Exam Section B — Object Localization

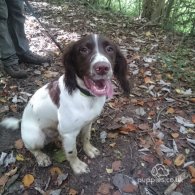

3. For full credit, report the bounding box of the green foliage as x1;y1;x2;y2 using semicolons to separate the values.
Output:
83;0;195;35
159;48;195;89
166;0;195;35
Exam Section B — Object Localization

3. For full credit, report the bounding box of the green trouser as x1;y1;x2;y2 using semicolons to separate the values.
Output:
0;0;29;67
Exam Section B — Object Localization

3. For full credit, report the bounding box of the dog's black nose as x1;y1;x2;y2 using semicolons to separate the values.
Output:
94;62;110;75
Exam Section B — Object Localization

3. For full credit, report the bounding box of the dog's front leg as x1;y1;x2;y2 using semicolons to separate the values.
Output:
61;131;90;174
81;123;100;158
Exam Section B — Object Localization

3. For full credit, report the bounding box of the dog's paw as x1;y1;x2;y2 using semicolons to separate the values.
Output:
36;153;52;167
84;144;100;158
71;159;90;174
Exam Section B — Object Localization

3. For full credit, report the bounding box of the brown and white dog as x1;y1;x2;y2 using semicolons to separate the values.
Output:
1;34;130;174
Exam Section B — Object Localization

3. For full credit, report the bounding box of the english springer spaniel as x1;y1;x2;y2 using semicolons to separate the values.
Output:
1;34;130;174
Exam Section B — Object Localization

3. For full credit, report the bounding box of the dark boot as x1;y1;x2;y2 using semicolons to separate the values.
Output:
18;50;50;64
4;64;27;78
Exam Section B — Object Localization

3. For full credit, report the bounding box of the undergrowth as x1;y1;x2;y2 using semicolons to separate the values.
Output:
159;47;195;90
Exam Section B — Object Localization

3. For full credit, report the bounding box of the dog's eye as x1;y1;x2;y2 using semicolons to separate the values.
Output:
106;45;114;53
79;47;89;55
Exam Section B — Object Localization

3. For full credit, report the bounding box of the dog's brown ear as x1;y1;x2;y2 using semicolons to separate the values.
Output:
114;47;130;95
62;42;77;94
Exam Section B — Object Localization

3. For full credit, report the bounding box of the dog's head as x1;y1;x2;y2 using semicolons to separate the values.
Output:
63;34;130;97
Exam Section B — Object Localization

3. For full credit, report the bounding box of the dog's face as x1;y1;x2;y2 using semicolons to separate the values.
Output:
63;34;130;97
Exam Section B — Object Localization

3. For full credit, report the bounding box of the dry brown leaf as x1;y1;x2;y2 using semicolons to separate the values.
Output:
164;159;172;166
148;111;155;116
122;183;138;193
174;154;185;166
171;133;179;139
119;124;137;132
10;104;17;113
109;143;116;147
15;139;24;149
166;107;175;114
144;77;154;84
0;175;8;187
137;100;144;106
107;132;118;139
192;115;195;124
97;183;112;195
119;131;129;135
191;178;195;184
141;154;154;163
138;123;149;130
190;98;195;103
50;167;62;176
22;174;34;188
112;161;122;171
44;71;58;78
0;167;18;187
188;166;195;178
69;188;78;195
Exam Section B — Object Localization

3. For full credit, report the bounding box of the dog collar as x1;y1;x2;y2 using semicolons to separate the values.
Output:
76;84;94;97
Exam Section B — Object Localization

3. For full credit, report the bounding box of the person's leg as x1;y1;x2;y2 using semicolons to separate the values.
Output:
6;0;50;64
6;0;29;55
0;0;27;78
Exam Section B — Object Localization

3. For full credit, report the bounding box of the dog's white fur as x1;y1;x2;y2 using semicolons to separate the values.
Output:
2;76;106;174
1;34;129;174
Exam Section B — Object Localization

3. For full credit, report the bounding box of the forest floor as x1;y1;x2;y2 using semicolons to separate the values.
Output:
0;1;195;195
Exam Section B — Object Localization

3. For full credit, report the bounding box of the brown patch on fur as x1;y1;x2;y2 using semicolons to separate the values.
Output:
47;81;60;107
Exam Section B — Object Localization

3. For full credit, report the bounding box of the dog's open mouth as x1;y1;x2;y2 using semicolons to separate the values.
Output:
84;77;113;97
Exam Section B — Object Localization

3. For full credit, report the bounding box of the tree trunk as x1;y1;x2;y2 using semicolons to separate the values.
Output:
142;0;155;20
164;0;175;23
151;0;165;22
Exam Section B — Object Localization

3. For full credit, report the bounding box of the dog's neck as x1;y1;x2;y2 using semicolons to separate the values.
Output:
76;76;94;97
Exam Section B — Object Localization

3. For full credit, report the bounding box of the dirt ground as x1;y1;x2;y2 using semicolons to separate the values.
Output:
0;1;195;195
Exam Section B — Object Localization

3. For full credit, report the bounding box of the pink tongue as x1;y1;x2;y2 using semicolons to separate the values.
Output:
84;78;113;97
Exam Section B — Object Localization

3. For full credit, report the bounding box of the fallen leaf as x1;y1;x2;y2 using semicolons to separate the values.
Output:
135;107;146;116
69;188;78;195
50;167;62;176
174;154;185;166
22;174;34;187
16;154;25;161
144;77;154;84
97;183;112;195
112;173;138;193
10;104;17;113
192;115;195;124
164;159;172;166
188;166;195;178
138;123;149;130
119;124;137;132
0;175;8;187
171;133;179;139
112;160;122;171
166;107;175;114
145;31;152;37
137;100;144;106
44;71;58;78
122;183;138;193
141;154;154;163
175;116;195;128
191;178;195;184
106;168;113;174
190;98;195;103
107;132;118;139
15;139;24;149
109;143;116;147
51;149;66;163
57;173;68;186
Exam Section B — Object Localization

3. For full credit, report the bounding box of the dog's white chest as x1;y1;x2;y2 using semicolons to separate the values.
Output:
58;90;106;133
